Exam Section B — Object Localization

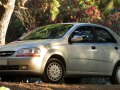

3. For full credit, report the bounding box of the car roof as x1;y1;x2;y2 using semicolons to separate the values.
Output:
59;23;108;29
60;22;102;26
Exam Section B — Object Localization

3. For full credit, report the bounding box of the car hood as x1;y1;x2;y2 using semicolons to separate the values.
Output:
0;39;52;51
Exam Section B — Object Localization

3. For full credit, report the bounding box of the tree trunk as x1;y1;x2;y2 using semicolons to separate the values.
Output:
0;0;16;45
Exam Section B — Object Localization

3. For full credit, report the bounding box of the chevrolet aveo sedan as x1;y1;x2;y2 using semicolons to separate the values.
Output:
0;23;120;84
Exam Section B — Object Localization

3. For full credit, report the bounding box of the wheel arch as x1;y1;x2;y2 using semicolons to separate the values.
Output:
40;49;67;74
49;54;66;70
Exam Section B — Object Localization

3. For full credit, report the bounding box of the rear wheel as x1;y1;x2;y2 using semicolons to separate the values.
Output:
110;65;120;84
41;58;65;83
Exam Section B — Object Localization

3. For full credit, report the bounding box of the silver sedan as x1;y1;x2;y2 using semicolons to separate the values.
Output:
0;23;120;84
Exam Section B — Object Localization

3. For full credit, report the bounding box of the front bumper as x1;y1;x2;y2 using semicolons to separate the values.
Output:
0;57;44;76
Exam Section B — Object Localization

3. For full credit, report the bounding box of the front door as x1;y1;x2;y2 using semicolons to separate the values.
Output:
67;26;99;74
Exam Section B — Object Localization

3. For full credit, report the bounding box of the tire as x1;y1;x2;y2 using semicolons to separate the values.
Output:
41;58;65;83
64;77;81;84
110;65;120;84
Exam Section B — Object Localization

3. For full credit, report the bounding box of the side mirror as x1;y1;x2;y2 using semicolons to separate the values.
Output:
71;35;83;42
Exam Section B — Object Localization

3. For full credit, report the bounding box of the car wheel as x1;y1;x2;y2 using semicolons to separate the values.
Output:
64;77;81;84
41;58;65;83
110;65;120;84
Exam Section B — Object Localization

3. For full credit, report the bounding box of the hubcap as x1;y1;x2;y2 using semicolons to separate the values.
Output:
47;62;62;81
116;67;120;82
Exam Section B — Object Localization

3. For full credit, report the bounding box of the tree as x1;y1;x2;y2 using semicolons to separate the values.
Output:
3;0;119;43
0;0;16;45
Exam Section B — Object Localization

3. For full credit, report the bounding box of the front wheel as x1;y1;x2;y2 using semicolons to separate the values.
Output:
110;65;120;84
41;58;65;83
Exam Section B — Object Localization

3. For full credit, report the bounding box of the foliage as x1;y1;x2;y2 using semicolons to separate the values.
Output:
50;0;60;21
104;11;120;35
7;0;120;43
6;13;25;43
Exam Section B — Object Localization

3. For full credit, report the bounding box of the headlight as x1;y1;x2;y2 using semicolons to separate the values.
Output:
16;48;40;57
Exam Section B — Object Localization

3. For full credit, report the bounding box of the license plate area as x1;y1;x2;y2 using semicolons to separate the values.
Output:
0;60;7;65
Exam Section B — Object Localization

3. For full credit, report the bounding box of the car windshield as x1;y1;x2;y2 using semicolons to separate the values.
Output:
21;24;73;40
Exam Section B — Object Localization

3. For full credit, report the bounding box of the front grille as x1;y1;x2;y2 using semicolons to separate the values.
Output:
0;65;19;70
0;51;15;57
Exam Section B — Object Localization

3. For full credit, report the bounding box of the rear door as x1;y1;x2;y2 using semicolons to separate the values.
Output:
92;26;119;74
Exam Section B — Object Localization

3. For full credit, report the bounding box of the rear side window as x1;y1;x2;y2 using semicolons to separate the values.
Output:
94;27;117;43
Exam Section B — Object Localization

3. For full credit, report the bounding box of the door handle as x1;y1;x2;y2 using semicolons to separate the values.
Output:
114;46;118;50
91;46;96;49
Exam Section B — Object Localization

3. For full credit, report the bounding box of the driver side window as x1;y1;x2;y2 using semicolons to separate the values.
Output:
71;26;94;43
